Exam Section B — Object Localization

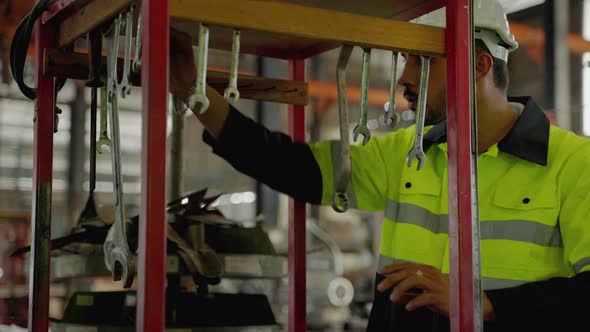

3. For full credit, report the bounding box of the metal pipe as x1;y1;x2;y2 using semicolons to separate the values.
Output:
288;58;306;332
29;18;56;332
137;0;169;329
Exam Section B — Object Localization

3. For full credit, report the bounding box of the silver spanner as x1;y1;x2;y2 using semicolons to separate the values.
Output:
224;29;240;104
383;52;400;127
132;9;142;73
406;55;431;171
120;5;134;97
353;48;371;145
96;84;111;153
331;45;354;213
188;23;210;114
103;15;135;288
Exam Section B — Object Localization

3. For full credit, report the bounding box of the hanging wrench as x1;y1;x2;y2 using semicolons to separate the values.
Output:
188;23;210;114
353;48;371;145
406;56;431;171
132;9;142;73
383;52;400;127
224;29;240;104
331;45;354;213
120;5;134;97
103;15;135;288
96;83;111;153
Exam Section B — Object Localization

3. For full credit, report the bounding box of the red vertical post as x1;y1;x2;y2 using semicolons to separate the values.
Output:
446;0;478;331
29;19;56;332
288;58;306;332
137;0;169;330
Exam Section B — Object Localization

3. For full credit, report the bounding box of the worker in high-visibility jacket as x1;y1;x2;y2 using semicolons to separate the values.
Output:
170;0;590;330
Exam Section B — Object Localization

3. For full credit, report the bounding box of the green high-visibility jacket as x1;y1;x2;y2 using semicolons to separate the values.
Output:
309;96;590;290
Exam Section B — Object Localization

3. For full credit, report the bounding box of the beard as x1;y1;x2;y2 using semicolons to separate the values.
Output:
424;109;446;126
423;88;447;126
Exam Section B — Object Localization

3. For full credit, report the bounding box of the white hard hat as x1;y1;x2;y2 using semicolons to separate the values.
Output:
413;0;518;62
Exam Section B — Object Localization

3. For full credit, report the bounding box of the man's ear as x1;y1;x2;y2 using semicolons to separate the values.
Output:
475;51;494;82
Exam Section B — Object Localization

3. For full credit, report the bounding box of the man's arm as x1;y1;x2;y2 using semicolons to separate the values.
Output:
170;29;322;203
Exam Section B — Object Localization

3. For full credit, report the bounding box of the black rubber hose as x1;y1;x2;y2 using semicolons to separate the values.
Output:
9;0;64;100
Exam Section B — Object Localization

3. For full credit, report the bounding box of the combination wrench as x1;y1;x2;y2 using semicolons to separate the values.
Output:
331;45;354;213
103;15;135;288
224;29;240;104
132;9;142;73
383;52;400;127
352;48;371;145
120;5;134;97
188;23;210;114
96;82;111;153
406;56;431;171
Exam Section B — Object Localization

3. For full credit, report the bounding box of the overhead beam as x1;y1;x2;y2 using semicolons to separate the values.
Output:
169;0;445;57
56;0;135;48
43;48;309;105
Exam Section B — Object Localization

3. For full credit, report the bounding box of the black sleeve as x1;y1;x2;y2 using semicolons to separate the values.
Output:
202;105;323;204
484;271;590;331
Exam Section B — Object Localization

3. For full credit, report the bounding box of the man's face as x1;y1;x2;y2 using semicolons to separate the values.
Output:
398;54;447;126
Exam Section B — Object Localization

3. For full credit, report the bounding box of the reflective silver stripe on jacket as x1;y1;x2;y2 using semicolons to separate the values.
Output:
330;140;358;208
384;200;563;248
574;257;590;273
376;255;528;291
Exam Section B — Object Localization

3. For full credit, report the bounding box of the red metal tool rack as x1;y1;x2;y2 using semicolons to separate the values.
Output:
28;0;477;331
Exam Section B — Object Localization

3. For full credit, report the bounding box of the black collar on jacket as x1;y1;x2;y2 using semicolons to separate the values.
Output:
423;96;550;166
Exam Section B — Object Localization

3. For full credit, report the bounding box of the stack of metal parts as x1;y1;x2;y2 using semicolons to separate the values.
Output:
11;8;285;329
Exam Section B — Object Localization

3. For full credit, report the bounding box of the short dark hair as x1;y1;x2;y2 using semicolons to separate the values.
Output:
475;39;509;93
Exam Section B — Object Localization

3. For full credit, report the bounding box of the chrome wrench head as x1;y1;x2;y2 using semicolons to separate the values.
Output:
331;45;354;213
188;24;210;114
331;191;350;213
406;55;431;171
353;48;372;145
352;125;371;145
384;52;399;127
224;29;240;104
104;222;135;288
120;6;134;97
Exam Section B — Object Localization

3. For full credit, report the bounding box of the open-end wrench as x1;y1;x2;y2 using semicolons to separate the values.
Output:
120;5;134;97
188;23;210;114
331;45;354;213
224;29;240;104
406;56;431;171
96;84;111;153
384;52;400;127
353;48;371;145
132;10;142;73
103;15;135;288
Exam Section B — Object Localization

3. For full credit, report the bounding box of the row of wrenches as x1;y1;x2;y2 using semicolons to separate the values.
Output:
100;6;143;288
332;46;431;213
187;24;242;113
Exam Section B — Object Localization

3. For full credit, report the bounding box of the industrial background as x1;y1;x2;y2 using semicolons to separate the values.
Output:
0;0;587;331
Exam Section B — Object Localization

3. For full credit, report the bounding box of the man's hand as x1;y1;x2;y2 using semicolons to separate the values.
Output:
169;28;196;101
377;262;496;321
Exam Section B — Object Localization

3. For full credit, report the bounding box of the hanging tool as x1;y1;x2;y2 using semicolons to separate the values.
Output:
383;52;400;127
331;45;354;213
188;23;210;114
406;56;431;171
96;83;111;153
224;29;241;104
103;15;135;288
77;30;104;227
352;48;371;145
120;5;134;97
132;9;142;73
